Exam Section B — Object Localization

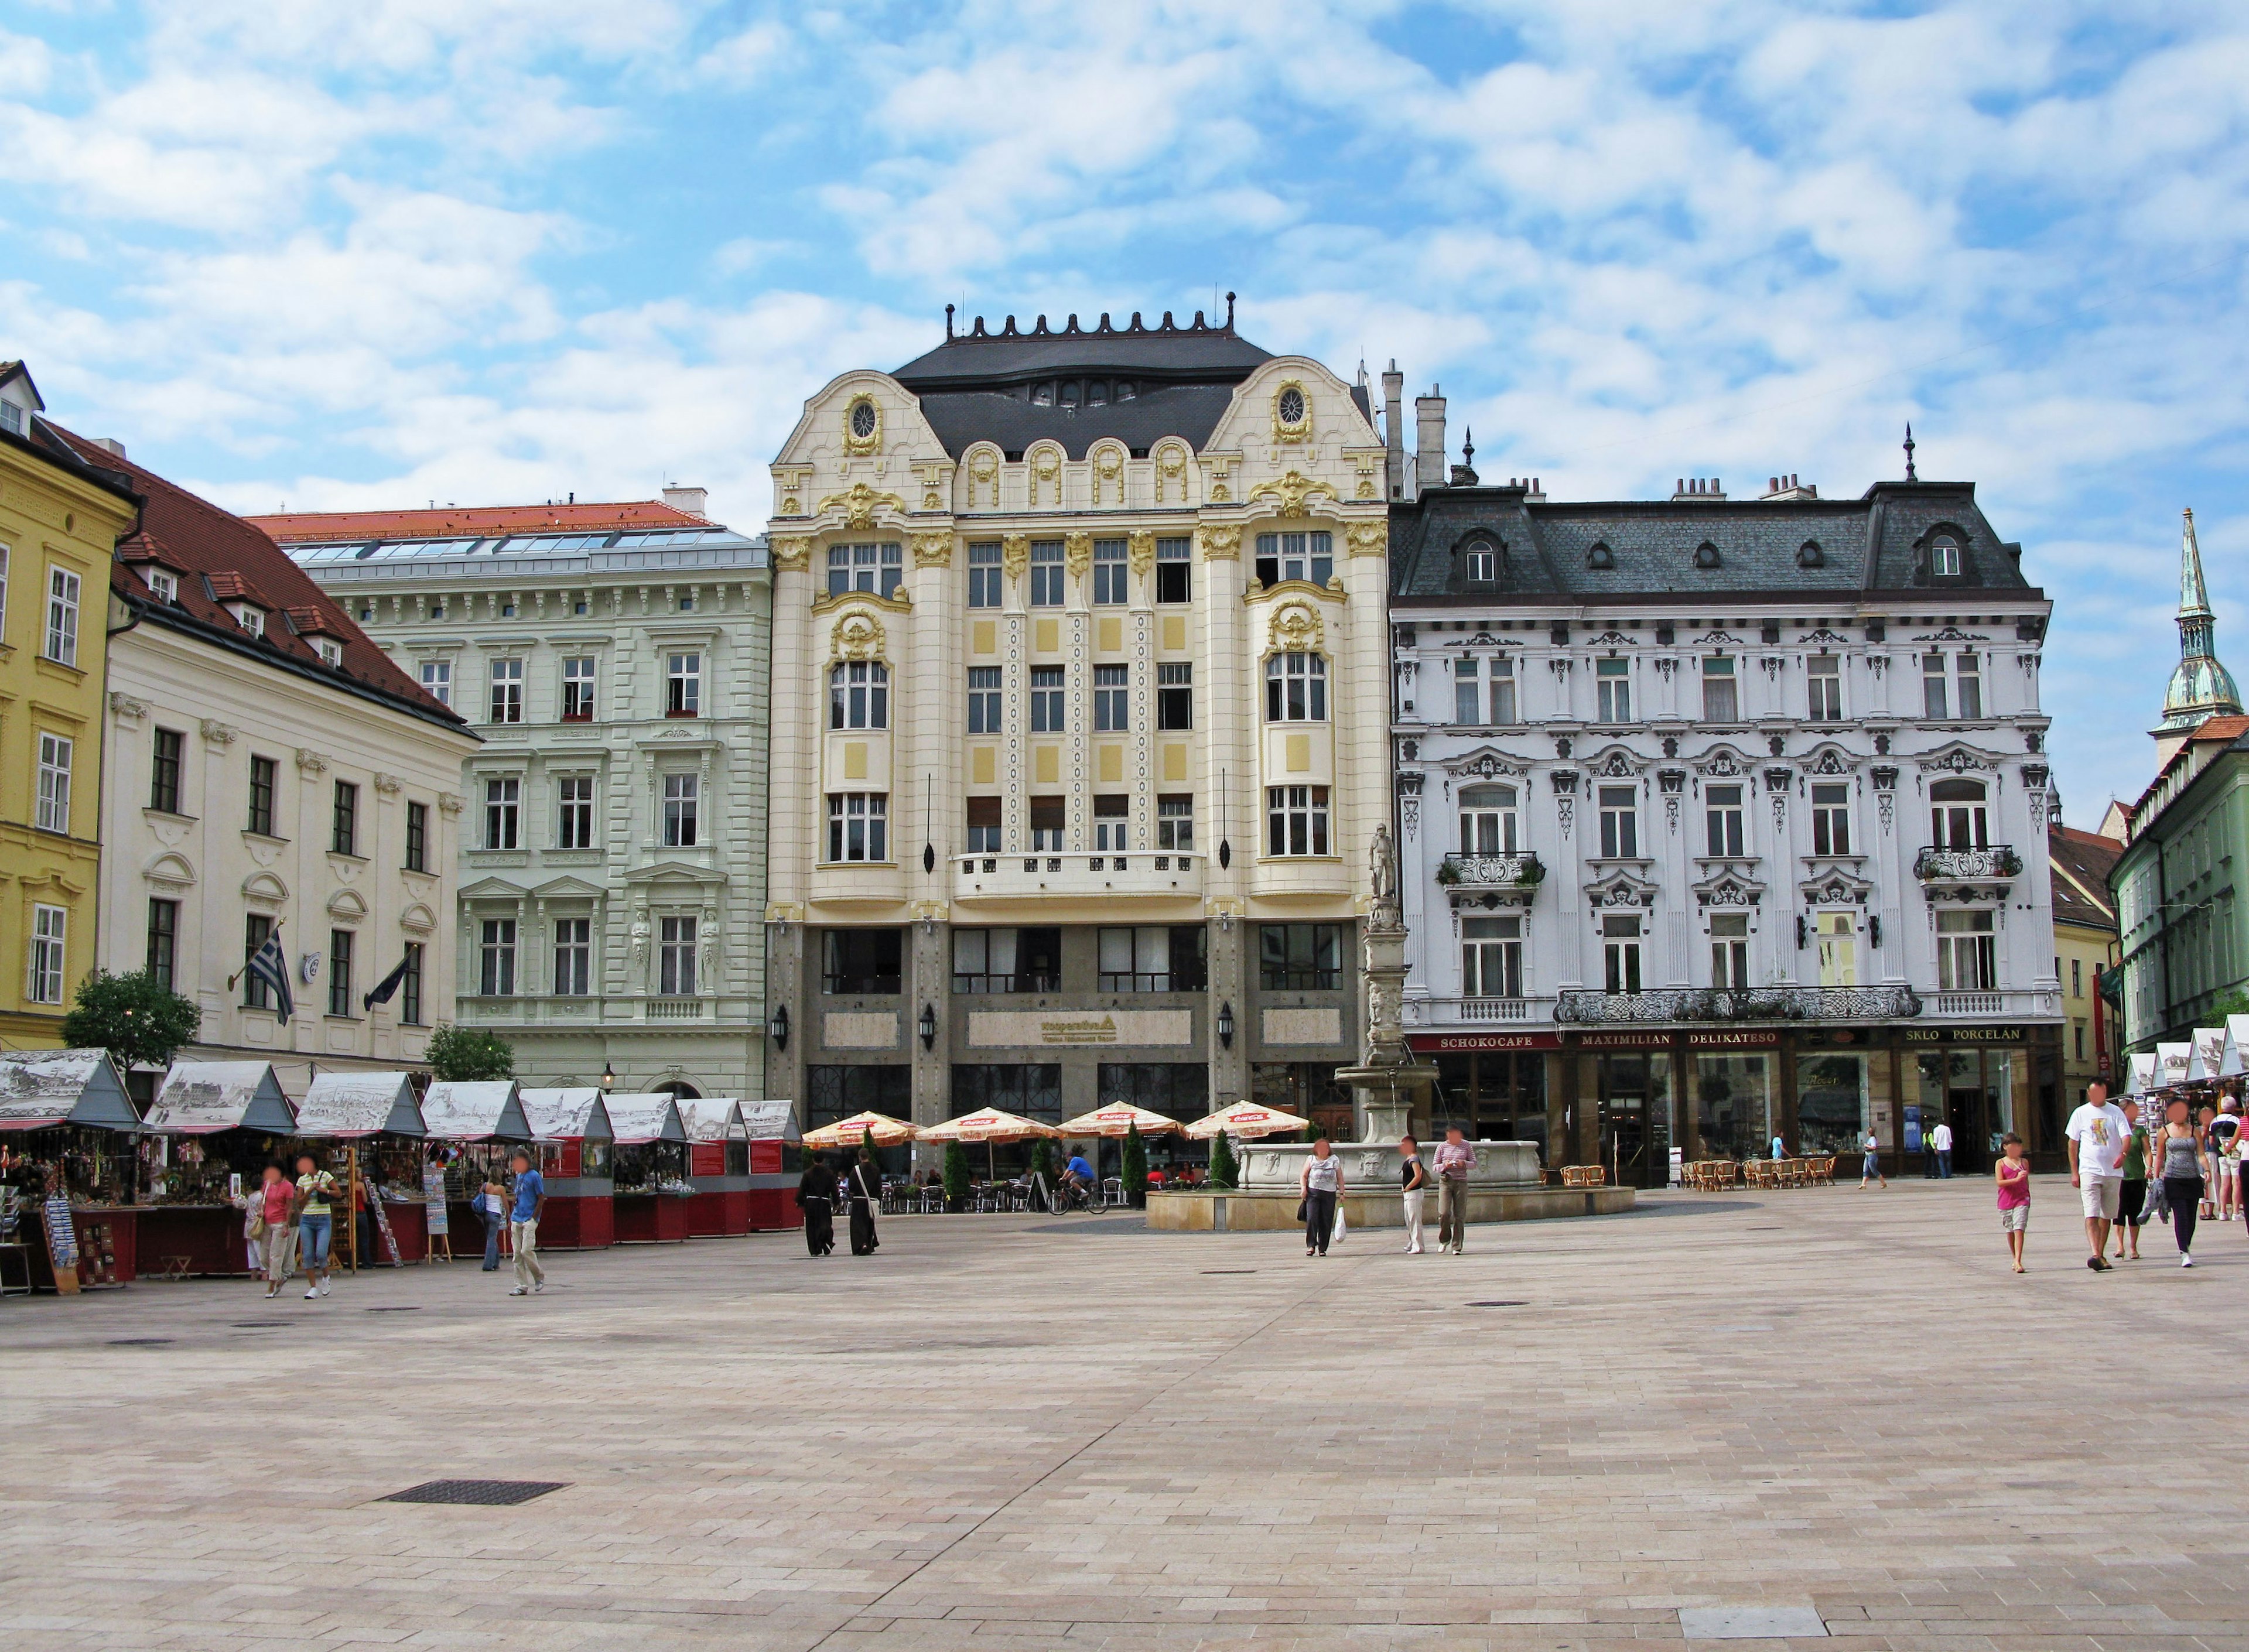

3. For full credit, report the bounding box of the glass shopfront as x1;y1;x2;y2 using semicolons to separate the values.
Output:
1431;1051;1550;1164
1693;1053;1772;1163
1253;1061;1353;1142
1915;1048;2011;1173
1098;1063;1208;1172
1793;1054;1869;1158
1595;1052;1671;1188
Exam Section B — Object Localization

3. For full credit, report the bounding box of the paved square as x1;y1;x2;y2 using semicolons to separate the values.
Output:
6;1179;2249;1651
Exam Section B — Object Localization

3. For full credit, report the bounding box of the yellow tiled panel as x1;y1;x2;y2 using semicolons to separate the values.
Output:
971;746;995;785
1163;743;1188;782
1098;617;1123;653
972;621;996;656
843;742;867;779
1286;734;1311;772
1098;744;1123;782
1162;615;1187;652
1035;745;1059;784
1034;618;1059;654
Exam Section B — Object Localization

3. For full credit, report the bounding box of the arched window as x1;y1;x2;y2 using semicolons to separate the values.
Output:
1458;785;1519;856
1264;652;1328;721
1929;778;1988;849
829;660;889;730
1694;542;1722;570
1929;534;1961;579
1464;539;1496;583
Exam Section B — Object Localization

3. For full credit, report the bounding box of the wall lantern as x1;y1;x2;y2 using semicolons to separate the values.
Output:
1216;1001;1235;1049
768;1004;789;1051
919;1003;938;1050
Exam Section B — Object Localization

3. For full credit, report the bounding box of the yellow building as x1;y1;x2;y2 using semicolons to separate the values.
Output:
0;364;139;1047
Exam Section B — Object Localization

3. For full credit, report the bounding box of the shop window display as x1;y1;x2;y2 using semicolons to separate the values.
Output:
1793;1052;1868;1158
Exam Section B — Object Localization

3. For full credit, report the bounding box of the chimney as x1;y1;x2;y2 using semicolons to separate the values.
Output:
1382;360;1406;500
93;437;127;459
663;485;710;519
1414;384;1447;492
1672;476;1726;501
1759;473;1817;501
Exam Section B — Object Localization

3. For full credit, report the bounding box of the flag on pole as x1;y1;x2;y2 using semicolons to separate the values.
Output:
247;929;294;1025
363;952;411;1012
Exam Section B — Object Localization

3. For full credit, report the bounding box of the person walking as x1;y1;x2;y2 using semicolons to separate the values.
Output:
2112;1100;2149;1261
797;1151;835;1257
2066;1080;2130;1271
477;1168;508;1271
292;1153;339;1300
505;1148;545;1296
2159;1097;2210;1267
2216;1097;2241;1222
257;1164;296;1298
1300;1135;1344;1257
1858;1128;1886;1189
2196;1104;2221;1220
1399;1134;1428;1254
1995;1132;2031;1272
1932;1118;1954;1179
1770;1133;1786;1161
846;1148;881;1254
1433;1126;1475;1254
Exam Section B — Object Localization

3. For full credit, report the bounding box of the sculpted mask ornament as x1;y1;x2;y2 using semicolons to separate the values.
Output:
1199;526;1240;562
1064;531;1093;578
911;532;953;570
814;481;906;531
1248;469;1339;519
832;611;886;662
1030;447;1062;507
1268;602;1324;657
967;447;1000;508
1347;521;1387;559
1002;534;1030;580
771;536;811;571
1156;443;1188;503
1092;446;1124;505
1127;531;1156;576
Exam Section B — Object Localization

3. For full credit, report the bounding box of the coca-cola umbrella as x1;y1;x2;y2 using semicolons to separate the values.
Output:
800;1111;919;1150
1056;1103;1185;1137
920;1106;1063;1182
1181;1099;1312;1140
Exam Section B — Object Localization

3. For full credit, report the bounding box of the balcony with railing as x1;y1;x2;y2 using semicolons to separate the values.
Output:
1403;996;1546;1025
952;852;1204;903
1554;984;1923;1025
1914;844;2021;882
1436;852;1546;891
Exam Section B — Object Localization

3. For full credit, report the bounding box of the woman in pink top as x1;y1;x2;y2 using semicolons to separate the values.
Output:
1995;1131;2031;1273
258;1164;298;1299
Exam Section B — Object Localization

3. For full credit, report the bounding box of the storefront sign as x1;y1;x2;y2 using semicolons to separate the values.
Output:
1408;1031;1563;1053
1570;1031;1674;1050
1687;1029;1781;1048
1902;1025;2028;1045
966;1010;1194;1048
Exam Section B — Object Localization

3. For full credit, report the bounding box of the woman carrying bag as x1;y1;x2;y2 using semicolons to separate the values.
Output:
2159;1097;2211;1268
1298;1135;1345;1258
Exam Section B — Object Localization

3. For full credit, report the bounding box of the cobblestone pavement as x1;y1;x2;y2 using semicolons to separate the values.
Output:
6;1178;2249;1651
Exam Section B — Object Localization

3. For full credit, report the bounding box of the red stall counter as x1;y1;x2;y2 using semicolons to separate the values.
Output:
518;1089;617;1251
678;1097;750;1238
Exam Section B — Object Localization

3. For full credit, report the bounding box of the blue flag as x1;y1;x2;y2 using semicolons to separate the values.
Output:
248;931;294;1025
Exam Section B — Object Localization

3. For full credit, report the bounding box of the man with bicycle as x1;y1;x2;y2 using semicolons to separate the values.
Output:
1061;1151;1096;1210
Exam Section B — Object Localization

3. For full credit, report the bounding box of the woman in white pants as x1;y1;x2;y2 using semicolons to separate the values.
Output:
1399;1135;1428;1254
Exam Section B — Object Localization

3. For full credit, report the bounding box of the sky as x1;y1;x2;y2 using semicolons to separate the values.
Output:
2;0;2245;813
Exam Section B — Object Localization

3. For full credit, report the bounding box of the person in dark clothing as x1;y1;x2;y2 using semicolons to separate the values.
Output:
796;1153;835;1257
846;1148;882;1256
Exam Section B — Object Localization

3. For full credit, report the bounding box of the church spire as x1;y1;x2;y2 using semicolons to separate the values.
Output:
2157;506;2241;736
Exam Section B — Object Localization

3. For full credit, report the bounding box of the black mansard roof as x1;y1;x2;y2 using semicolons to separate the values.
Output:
1389;480;2042;605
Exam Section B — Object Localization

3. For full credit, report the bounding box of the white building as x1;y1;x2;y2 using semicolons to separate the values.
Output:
268;498;772;1103
1386;418;2062;1183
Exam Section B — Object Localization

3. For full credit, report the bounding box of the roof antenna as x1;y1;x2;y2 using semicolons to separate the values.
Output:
945;303;955;340
1903;423;1917;482
1225;290;1236;330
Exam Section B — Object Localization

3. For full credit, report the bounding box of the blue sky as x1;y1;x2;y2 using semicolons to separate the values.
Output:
2;1;2245;815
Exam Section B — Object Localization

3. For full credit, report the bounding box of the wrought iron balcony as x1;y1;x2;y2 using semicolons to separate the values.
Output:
1437;852;1546;888
1554;984;1923;1025
1914;844;2021;881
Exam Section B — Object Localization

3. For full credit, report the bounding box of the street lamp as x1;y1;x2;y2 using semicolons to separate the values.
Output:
600;1061;615;1090
768;1004;789;1051
918;1003;938;1050
1216;1001;1235;1049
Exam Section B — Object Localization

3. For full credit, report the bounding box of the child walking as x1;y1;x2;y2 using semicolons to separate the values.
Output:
1996;1131;2031;1273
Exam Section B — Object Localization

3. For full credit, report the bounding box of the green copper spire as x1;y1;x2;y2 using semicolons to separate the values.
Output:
2159;507;2241;734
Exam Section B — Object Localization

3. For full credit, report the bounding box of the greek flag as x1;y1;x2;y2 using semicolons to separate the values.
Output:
248;931;294;1025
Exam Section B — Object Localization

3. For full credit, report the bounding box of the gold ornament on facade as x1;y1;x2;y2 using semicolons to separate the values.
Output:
1248;469;1339;519
911;531;954;570
1028;445;1062;507
832;610;887;662
1002;533;1030;580
814;481;907;530
771;536;811;571
1204;455;1234;503
966;447;1000;508
1155;443;1189;503
1199;526;1240;561
1064;531;1093;578
843;394;883;456
1127;531;1156;576
913;461;949;510
1272;379;1311;443
773;466;811;517
1354;454;1379;500
1091;444;1124;505
1347;521;1389;559
1266;601;1325;658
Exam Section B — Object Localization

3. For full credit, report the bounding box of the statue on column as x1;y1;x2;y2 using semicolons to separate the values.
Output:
1369;825;1401;931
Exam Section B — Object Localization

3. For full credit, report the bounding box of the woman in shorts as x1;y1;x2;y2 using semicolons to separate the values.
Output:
1995;1131;2031;1272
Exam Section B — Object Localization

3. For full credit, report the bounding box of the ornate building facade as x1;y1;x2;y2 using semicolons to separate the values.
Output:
271;499;770;1100
1389;441;2063;1179
764;305;1390;1154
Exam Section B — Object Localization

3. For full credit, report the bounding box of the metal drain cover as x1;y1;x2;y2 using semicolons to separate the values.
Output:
364;1306;422;1313
383;1480;568;1507
107;1337;174;1346
231;1322;290;1329
1468;1299;1528;1307
1201;1269;1256;1275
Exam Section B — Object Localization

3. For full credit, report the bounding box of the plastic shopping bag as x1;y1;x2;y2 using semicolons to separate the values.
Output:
1332;1202;1347;1244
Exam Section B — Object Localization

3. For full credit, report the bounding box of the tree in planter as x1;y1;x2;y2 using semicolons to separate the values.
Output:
942;1139;971;1210
61;970;201;1070
1121;1120;1149;1206
1208;1129;1239;1190
424;1025;514;1082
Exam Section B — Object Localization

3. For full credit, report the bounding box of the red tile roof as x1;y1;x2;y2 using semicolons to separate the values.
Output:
248;499;707;543
40;424;463;728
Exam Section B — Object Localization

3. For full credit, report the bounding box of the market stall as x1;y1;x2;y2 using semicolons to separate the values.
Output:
136;1061;298;1278
0;1049;143;1292
742;1097;804;1233
606;1093;690;1244
293;1072;429;1268
678;1097;749;1237
419;1080;532;1261
517;1087;615;1250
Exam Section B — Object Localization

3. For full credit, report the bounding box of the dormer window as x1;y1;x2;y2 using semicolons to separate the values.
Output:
232;603;263;637
1797;539;1824;568
147;569;176;603
1929;534;1961;578
1586;542;1614;570
1694;542;1722;570
0;400;23;436
315;638;342;667
1464;539;1496;583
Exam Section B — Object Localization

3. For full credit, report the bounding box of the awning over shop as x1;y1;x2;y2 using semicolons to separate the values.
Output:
677;1097;747;1143
421;1080;531;1142
519;1087;613;1143
2155;1042;2192;1089
1057;1103;1185;1137
0;1049;139;1131
2189;1027;2226;1082
2127;1052;2158;1097
144;1061;297;1135
1182;1099;1312;1140
296;1071;425;1138
604;1093;688;1145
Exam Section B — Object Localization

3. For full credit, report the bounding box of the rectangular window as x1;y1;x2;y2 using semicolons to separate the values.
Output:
822;928;903;994
1701;656;1737;723
967;666;1003;734
1253;531;1333;587
327;928;354;1018
2075;1021;2086;1060
1937;911;1997;991
666;652;702;716
1816;911;1857;987
560;656;596;721
150;727;183;815
2072;957;2083;998
35;732;70;834
1458;785;1518;854
1811;782;1851;855
1157;794;1194;850
1030;665;1065;733
1454;658;1481;724
480;918;517;996
45;566;78;665
484;777;520;849
1462;915;1523;998
1923;652;1949;719
826;792;888;862
1156;662;1192;730
487;658;522;723
1265;784;1331;857
401;941;424;1025
146;566;175;603
953;926;1063;994
556;777;593;849
829;659;889;729
329;779;358;856
1098;925;1207;992
1155;536;1191;603
662;773;699;847
1028;539;1065;606
828;541;903;599
146;897;179;989
1488;656;1516;724
405;801;428;871
1092;538;1128;604
26;904;64;1004
1598;784;1638;859
965;795;1002;853
1595;657;1631;723
243;914;275;1009
1030;793;1065;851
553;917;591;996
1259;923;1342;991
968;541;1003;608
1955;652;1983;719
1264;652;1327;721
1093;793;1129;852
1704;785;1744;857
1094;664;1129;731
1603;914;1642;994
659;916;697;995
1929;782;1989;849
420;659;452;707
248;754;276;836
1710;913;1749;989
1807;655;1842;721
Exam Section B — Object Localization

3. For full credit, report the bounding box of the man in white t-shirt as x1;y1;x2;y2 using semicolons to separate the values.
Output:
1931;1120;1955;1179
2066;1081;2130;1272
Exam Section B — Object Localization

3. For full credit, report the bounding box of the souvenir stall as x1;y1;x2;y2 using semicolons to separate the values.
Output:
678;1097;749;1237
517;1087;615;1250
293;1072;429;1268
607;1093;691;1243
136;1062;298;1277
0;1050;143;1292
419;1080;532;1260
741;1097;804;1234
